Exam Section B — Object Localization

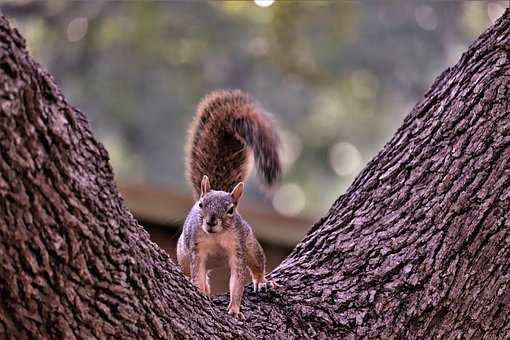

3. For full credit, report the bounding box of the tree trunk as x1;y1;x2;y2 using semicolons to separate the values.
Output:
1;11;510;339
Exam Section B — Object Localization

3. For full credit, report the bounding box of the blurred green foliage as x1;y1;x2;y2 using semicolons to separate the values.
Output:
2;0;506;217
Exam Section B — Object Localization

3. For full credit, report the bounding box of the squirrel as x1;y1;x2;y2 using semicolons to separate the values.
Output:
177;89;281;320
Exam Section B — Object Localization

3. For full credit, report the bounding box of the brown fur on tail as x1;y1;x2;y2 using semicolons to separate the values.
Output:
185;89;281;198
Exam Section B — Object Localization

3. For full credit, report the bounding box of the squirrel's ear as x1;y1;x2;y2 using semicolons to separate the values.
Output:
230;182;244;205
201;175;211;197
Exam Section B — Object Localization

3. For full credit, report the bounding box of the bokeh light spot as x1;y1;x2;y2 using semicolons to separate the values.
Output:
414;5;438;31
272;184;305;217
67;17;88;42
279;130;302;173
349;69;379;100
254;0;275;8
329;142;362;176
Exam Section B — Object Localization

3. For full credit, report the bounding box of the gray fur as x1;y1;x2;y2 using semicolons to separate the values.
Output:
177;189;277;320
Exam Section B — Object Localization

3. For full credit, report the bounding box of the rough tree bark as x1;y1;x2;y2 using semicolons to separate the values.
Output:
0;11;509;339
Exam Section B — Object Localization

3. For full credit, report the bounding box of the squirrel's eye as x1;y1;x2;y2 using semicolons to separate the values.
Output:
226;206;234;215
198;202;203;208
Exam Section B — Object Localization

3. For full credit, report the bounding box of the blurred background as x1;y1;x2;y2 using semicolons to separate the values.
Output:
2;0;506;292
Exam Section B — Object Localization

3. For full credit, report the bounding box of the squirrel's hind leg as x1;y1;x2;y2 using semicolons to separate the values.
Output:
205;269;212;296
246;233;280;293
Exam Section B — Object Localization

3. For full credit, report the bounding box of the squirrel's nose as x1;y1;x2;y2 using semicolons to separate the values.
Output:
206;216;218;226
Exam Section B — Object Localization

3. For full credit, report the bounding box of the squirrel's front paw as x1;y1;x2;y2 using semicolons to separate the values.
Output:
227;306;245;321
253;278;280;293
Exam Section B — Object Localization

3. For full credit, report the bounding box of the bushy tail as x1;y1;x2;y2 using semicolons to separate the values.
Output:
185;89;281;198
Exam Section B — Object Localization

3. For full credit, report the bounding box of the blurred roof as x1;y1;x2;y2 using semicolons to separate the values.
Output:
117;180;314;247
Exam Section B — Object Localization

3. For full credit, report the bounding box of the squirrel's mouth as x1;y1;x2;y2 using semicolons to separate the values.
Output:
202;222;222;234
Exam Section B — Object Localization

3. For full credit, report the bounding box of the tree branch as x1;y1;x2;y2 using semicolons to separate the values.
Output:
1;10;510;339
